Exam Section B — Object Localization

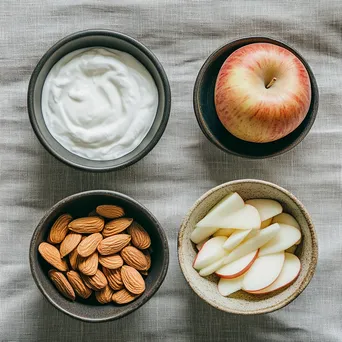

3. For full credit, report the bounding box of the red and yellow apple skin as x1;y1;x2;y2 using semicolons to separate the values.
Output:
214;43;311;143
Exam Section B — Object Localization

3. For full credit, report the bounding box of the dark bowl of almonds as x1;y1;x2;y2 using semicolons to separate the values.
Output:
29;190;169;322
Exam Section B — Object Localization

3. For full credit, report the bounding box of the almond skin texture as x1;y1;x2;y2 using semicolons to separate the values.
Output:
127;222;151;250
48;269;75;301
143;250;151;270
96;205;125;219
49;214;72;244
97;234;131;256
121;246;148;271
77;233;103;257
102;267;124;290
121;265;145;295
98;254;123;270
78;252;98;276
102;218;133;237
66;271;92;299
38;242;68;272
112;289;139;304
68;217;104;234
59;233;82;258
81;269;108;291
69;249;79;271
95;285;114;304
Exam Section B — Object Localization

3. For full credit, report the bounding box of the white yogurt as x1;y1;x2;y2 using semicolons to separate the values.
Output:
41;47;158;160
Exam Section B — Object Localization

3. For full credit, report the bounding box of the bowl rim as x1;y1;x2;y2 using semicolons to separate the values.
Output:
29;189;169;322
178;179;318;315
27;29;171;172
193;36;319;159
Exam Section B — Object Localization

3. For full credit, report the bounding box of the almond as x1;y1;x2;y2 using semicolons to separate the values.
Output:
59;233;82;258
98;254;123;270
78;252;98;276
48;214;73;244
102;218;133;237
96;205;125;219
112;288;139;304
97;234;131;255
66;270;92;299
77;233;103;257
121;265;145;294
95;285;114;304
140;270;148;276
102;267;124;290
81;269;107;291
121;246;148;271
127;222;151;250
48;269;75;301
68;217;104;234
38;242;68;272
143;250;151;270
69;249;80;271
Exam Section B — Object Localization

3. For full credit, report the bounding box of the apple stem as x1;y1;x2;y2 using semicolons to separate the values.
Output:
266;77;277;89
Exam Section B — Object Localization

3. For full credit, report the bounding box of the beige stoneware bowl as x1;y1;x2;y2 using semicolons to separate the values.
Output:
178;179;318;314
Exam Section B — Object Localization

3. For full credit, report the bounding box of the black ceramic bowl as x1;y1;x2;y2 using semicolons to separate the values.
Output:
28;29;171;171
29;190;169;322
193;37;319;158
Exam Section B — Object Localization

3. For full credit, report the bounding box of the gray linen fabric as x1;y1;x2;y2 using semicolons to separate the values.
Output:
0;0;341;341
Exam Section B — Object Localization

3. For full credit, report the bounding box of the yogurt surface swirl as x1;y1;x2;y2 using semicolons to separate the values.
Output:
41;47;158;160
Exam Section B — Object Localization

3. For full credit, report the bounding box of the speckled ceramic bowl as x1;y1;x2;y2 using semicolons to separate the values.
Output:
30;190;169;322
178;180;318;315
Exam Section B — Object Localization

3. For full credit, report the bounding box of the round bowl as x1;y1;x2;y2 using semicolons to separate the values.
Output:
28;29;171;171
193;37;319;158
178;179;318;315
29;190;169;322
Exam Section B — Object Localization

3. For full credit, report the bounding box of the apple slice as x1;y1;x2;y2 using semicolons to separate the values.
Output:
272;213;300;229
191;226;220;244
213;228;235;237
259;224;301;256
261;218;272;229
242;252;285;292
196;238;208;251
199;223;280;276
247;253;301;294
193;236;227;270
196;192;244;228
246;199;283;221
216;250;258;279
272;213;301;245
223;229;252;251
207;204;261;230
286;245;297;254
218;275;244;297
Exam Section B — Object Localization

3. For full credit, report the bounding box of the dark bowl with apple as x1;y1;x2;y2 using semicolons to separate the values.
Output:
193;37;319;159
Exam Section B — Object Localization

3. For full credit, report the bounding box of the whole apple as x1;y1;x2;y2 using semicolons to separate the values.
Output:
214;43;311;143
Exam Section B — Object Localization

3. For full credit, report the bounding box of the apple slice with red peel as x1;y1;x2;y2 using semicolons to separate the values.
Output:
242;252;285;292
213;228;235;237
272;213;301;245
247;253;301;294
199;224;280;276
259;224;301;256
210;204;261;230
218;275;244;297
246;199;283;221
193;236;227;270
196;192;244;229
196;238;208;251
261;218;272;229
216;250;258;279
223;229;252;251
286;245;297;254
